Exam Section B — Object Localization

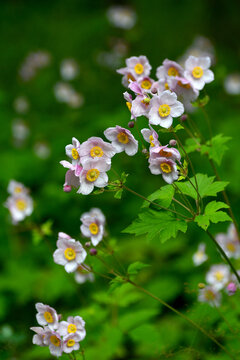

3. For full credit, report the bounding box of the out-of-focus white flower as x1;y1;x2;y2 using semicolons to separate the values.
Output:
216;224;240;258
224;73;240;95
74;264;94;284
193;243;208;266
107;6;137;29
19;51;51;81
13;96;29;114
206;264;230;291
179;36;215;66
36;303;59;330
12;119;30;144
34;142;51;159
60;59;79;81
54;82;84;108
198;285;221;307
4;193;33;225
67;92;84;108
7;180;28;196
30;327;48;346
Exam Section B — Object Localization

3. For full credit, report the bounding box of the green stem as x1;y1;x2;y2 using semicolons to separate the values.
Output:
172;182;195;214
172;197;194;216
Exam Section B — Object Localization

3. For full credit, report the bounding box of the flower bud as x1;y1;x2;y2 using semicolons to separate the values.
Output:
90;248;97;256
151;87;158;94
63;185;72;192
169;139;177;146
198;283;205;289
85;241;91;248
180;114;188;122
128;121;135;128
227;282;237;296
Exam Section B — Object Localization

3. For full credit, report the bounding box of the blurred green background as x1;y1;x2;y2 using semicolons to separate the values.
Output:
0;0;240;359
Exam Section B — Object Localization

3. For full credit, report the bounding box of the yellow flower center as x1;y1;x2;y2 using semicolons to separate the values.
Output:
15;199;27;211
160;162;172;174
14;186;22;193
134;63;144;75
192;66;203;79
141;79;152;89
67;339;75;347
117;132;129;144
149;135;155;147
205;289;215;301
64;248;76;261
159;149;172;158
158;104;171;117
86;169;100;182
67;324;77;333
71;148;79;160
126;102;132;111
44;311;53;323
89;222;99;235
90;146;104;158
164;82;169;90
178;81;191;89
214;271;224;281
226;243;236;252
167;67;179;77
50;335;60;347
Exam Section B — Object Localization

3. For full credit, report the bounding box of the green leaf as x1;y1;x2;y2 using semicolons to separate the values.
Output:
32;229;43;245
41;219;53;236
108;276;125;293
201;134;231;165
195;201;231;230
114;189;123;199
192;94;210;107
184;138;201;154
120;172;128;184
127;261;150;275
158;124;184;133
142;185;174;208
176;173;228;200
123;210;188;243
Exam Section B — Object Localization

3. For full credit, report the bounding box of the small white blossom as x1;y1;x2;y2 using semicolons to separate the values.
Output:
193;243;208;266
206;264;230;291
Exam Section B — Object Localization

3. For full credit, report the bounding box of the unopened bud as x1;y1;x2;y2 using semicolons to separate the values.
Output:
128;121;135;128
58;314;63;321
198;283;205;289
169;139;177;146
63;185;72;192
85;242;91;248
151;87;158;94
180;114;188;122
227;282;237;296
90;248;97;256
142;148;148;154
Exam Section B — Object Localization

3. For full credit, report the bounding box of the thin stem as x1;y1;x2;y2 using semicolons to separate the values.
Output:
95;255;121;277
102;239;127;275
81;263;113;281
201;106;213;141
172;182;195;214
127;279;235;359
214;306;236;335
206;230;240;285
123;184;190;220
181;122;201;147
81;349;86;360
172;197;194;216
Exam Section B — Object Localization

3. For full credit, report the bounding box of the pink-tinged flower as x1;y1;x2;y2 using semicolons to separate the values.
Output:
216;224;240;259
43;330;63;357
151;78;171;94
149;158;178;184
60;160;82;177
141;127;160;148
5;194;33;224
58;316;86;340
227;282;237;296
169;77;199;112
7;180;28;195
30;327;48;346
156;59;184;80
74;264;95;284
193;243;208;266
123;91;134;119
148;90;184;128
63;169;81;192
149;145;181;163
53;236;87;273
77;159;109;195
79;137;115;167
65;137;81;165
137;77;154;93
80;208;105;246
36;303;59;330
104;125;138;156
128;81;151;119
184;56;214;90
198;286;221;307
206;264;230;291
117;56;151;86
62;333;81;354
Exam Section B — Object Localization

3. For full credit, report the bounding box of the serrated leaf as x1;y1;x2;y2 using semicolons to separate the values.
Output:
201;134;231;165
176;173;228;200
123;210;188;243
114;189;123;199
127;261;150;275
184;138;201;154
195;201;231;230
142;185;174;208
108;277;125;293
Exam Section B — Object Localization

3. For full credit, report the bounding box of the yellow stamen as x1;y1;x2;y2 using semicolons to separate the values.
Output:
50;335;60;347
67;339;75;347
141;79;152;89
44;311;53;323
117;132;129;144
89;222;99;235
160;162;172;174
126;102;132;111
158;104;171;117
168;67;179;77
149;135;155;147
226;243;236;252
90;146;103;158
86;169;100;182
71;148;79;160
14;186;22;193
214;271;224;281
164;82;169;90
64;248;76;261
192;66;203;79
178;81;191;89
67;324;77;333
15;199;27;211
134;63;144;75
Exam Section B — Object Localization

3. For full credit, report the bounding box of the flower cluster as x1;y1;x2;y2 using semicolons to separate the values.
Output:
4;180;33;224
31;303;86;357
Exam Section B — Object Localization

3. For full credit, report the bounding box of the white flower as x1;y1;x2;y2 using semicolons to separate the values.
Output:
216;224;240;259
193;243;208;266
80;208;105;246
13;96;29;114
198;286;221;307
74;265;94;284
35;303;59;330
12;119;30;143
77;159;109;195
107;6;137;30
206;264;230;291
7;180;28;195
149;157;179;184
5;193;33;224
148;90;184;128
184;56;214;90
53;234;87;273
224;74;240;95
60;59;79;81
79;137;115;168
30;327;48;347
104;125;138;156
65;137;81;165
62;333;81;354
156;59;184;80
58;316;86;340
141;127;160;148
34;142;51;159
44;330;63;357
